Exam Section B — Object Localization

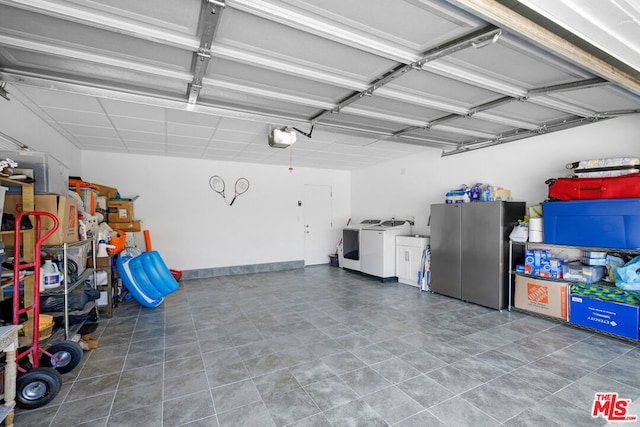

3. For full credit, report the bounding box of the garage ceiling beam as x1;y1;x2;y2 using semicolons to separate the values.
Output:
0;0;200;50
446;0;640;96
187;0;225;104
309;25;501;124
393;76;608;137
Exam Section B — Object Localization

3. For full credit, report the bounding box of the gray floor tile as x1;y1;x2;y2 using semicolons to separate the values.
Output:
362;385;424;424
164;353;204;379
304;376;359;411
555;371;640;411
351;343;395;365
340;366;393;397
50;392;115;427
254;368;302;400
428;396;500;426
396;374;455;408
164;369;210;399
321;351;367;375
211;378;261;414
392;409;446;426
64;372;120;402
323;398;387;426
529;395;606;427
426;365;483;394
449;356;508;382
245;352;287;377
597;353;640;389
370;357;421;384
460;384;527;422
290;360;338;386
482;374;551;407
112;380;163;415
107;403;163;427
14;266;640;427
510;363;573;393
216;401;276;427
163;390;216;427
398;350;447;373
262;387;321;426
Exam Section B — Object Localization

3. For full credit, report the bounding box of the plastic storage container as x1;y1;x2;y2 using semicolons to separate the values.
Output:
562;262;605;283
0;151;69;195
0;186;7;219
542;199;640;249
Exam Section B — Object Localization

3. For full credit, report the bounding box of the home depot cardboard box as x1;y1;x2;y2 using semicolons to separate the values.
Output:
514;275;567;320
35;195;79;245
3;194;78;246
107;199;134;223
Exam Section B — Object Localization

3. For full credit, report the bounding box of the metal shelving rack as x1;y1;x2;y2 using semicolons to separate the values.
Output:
41;239;97;340
508;240;640;341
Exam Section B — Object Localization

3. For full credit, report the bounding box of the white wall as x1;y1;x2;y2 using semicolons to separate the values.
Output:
81;151;350;271
0;88;81;173
352;115;640;235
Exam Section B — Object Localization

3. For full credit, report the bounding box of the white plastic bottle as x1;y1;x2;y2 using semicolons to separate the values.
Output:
41;259;61;290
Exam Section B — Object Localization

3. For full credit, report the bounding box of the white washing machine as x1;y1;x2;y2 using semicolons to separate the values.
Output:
360;220;412;280
342;219;381;272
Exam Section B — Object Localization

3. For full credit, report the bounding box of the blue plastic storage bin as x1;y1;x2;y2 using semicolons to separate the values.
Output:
569;294;640;340
542;199;640;249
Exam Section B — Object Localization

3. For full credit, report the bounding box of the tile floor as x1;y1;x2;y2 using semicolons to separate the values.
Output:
13;265;640;426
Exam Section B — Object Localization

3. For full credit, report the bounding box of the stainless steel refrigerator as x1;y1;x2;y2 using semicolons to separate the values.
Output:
430;201;525;310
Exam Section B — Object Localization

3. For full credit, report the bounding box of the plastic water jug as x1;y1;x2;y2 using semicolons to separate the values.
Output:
41;259;61;290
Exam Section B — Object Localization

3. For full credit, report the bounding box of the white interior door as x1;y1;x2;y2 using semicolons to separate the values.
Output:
303;184;333;266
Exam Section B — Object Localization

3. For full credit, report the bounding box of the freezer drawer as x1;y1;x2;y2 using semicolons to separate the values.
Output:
430;204;462;299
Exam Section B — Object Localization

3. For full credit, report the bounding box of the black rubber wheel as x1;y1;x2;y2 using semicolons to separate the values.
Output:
16;368;62;409
39;340;84;374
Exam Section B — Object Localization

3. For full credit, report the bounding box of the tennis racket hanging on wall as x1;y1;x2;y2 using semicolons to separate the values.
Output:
209;175;250;206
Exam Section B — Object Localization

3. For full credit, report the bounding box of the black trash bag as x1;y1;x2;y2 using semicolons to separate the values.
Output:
1;213;33;231
48;301;98;327
40;285;100;313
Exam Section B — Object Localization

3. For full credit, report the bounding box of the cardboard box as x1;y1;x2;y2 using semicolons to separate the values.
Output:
87;256;111;269
35;195;79;245
109;220;141;232
107;200;134;223
515;275;567;320
95;184;119;200
3;195;78;246
569;295;640;340
4;194;24;217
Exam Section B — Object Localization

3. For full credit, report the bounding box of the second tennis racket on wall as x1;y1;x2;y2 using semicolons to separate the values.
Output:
209;175;250;206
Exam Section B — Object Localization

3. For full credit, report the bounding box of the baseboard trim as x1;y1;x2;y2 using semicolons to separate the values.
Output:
181;260;305;280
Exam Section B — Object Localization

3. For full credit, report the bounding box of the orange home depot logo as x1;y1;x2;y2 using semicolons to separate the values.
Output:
527;283;548;304
592;393;637;422
68;205;77;228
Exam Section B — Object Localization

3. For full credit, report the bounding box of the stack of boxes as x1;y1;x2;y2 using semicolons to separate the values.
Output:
95;184;141;232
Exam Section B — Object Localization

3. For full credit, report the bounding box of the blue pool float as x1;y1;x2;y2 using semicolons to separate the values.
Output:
140;251;179;295
116;249;178;308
